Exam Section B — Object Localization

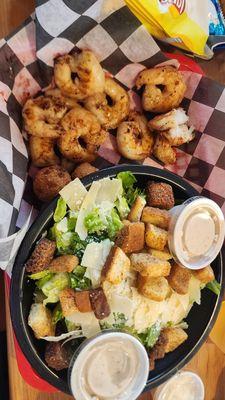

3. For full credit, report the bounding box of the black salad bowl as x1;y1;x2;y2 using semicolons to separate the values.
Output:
10;165;225;394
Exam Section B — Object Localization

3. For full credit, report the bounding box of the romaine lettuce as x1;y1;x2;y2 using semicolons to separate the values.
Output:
84;208;106;235
206;279;221;295
116;196;130;219
138;321;161;349
52;304;63;324
106;209;123;239
117;171;146;206
70;265;91;290
36;272;54;288
84;207;123;240
40;272;70;305
29;270;51;280
53;197;67;223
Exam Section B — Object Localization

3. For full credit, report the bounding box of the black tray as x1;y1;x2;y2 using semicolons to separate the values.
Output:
10;165;225;394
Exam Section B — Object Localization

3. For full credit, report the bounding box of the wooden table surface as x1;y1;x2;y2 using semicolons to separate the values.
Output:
1;1;225;399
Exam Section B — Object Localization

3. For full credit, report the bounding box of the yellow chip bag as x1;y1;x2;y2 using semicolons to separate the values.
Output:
126;0;213;58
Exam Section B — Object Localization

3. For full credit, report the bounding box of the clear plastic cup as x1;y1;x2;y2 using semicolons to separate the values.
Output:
68;331;149;400
168;196;225;269
153;371;205;400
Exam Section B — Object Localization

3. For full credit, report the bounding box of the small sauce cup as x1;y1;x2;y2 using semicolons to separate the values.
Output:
153;371;205;400
68;331;149;400
168;196;225;269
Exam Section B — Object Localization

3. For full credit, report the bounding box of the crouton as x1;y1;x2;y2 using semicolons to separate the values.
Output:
89;288;110;320
71;162;98;180
153;135;176;165
101;246;130;284
141;207;170;229
28;303;55;338
59;288;78;317
25;238;56;274
168;263;191;294
145;223;168;250
115;222;145;253
148;248;172;261
74;291;92;313
45;341;72;371
49;255;79;273
130;253;171;278
137;275;169;301
147;181;175;209
162;327;188;353
149;330;168;370
192;265;215;284
127;196;146;222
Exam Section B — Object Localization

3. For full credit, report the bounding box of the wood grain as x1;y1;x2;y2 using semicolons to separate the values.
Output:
1;0;225;399
0;0;35;39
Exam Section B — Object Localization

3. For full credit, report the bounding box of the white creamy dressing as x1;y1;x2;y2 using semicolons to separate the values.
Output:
155;372;204;400
183;210;215;256
81;339;139;399
169;197;225;269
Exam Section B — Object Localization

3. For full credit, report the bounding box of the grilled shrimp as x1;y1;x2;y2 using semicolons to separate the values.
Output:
117;111;154;160
84;77;130;129
149;108;195;146
58;105;106;163
29;136;59;167
23;96;67;138
148;108;188;131
45;88;78;109
162;125;195;146
153;135;176;165
136;66;186;113
54;50;105;100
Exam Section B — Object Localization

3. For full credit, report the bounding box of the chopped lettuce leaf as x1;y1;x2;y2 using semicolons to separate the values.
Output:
115;196;130;219
29;270;50;280
67;211;78;231
117;171;137;189
52;304;63;324
84;207;122;240
55;217;68;233
53;197;67;223
106;209;123;240
36;272;54;289
112;312;127;328
117;171;146;207
101;312;128;330
70;265;91;290
206;279;221;296
40;272;70;305
138;321;161;349
84;208;106;235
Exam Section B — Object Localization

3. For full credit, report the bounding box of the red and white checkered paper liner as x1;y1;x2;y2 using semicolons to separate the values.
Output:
1;0;225;272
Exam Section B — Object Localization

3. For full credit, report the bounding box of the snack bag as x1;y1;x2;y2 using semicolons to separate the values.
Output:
126;0;225;58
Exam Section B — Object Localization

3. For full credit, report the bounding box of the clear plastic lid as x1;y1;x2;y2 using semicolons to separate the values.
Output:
68;331;149;400
168;197;225;269
153;371;205;400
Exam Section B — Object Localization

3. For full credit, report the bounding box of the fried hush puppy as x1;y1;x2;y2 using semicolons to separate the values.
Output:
33;165;71;202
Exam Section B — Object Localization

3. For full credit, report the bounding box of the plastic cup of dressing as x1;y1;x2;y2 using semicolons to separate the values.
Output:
68;331;149;400
168;196;225;269
153;371;205;400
